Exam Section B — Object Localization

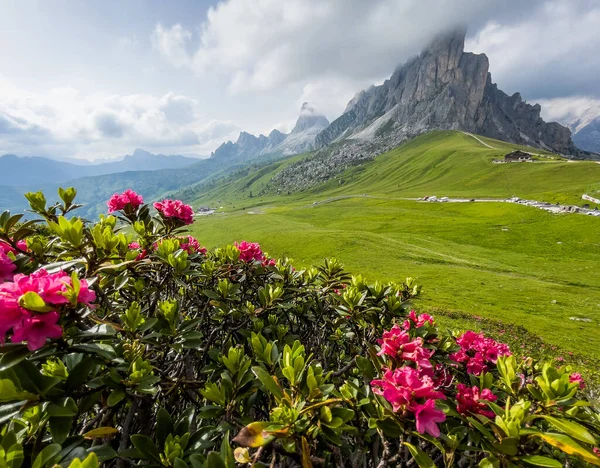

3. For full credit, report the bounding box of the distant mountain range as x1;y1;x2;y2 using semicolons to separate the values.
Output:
211;102;329;160
0;149;201;187
1;27;597;219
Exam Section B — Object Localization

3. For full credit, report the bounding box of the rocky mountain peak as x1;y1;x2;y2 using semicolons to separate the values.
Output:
315;27;582;156
291;102;329;134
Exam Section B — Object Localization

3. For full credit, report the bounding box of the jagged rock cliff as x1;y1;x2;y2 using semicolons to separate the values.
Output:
211;103;329;161
316;29;581;156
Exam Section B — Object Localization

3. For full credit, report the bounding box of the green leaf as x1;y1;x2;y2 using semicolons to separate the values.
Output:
532;432;600;466
156;408;174;449
32;444;62;468
47;397;78;417
174;458;189;468
87;445;117;462
130;434;161;462
252;366;283;400
540;415;597;445
402;442;435;468
204;452;226;468
49;417;73;444
107;389;126;407
5;443;24;468
520;455;563;467
18;291;53;313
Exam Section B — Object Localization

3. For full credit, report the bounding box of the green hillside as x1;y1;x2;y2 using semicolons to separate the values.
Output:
186;130;600;364
189;131;600;208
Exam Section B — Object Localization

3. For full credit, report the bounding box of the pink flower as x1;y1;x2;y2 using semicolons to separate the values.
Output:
128;242;147;261
11;311;63;351
377;324;434;368
569;373;585;389
0;239;27;255
234;241;264;262
262;258;277;267
456;384;497;419
593;447;600;457
371;367;445;412
0;269;96;349
179;236;206;254
0;249;17;282
153;199;194;225
0;292;23;344
451;331;511;376
107;189;144;213
403;310;435;329
413;399;446;437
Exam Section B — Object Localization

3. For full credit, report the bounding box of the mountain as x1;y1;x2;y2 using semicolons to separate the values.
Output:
565;111;600;153
211;103;329;161
315;29;583;157
0;149;200;187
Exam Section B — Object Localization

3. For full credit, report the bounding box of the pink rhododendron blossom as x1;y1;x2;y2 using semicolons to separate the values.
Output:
569;373;585;389
450;331;511;375
594;447;600;457
413;399;446;437
371;366;445;412
153;199;194;225
234;241;264;262
456;384;497;418
0;249;17;282
262;258;277;267
0;269;96;350
128;242;147;260
403;310;435;329
0;239;27;255
11;311;63;351
376;324;434;368
107;189;144;213
179;236;206;254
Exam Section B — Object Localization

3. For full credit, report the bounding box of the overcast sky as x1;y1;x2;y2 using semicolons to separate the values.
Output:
1;0;599;161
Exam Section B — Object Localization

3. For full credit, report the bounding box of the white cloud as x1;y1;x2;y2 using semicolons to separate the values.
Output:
537;96;600;132
151;24;193;68
0;75;240;160
466;0;600;99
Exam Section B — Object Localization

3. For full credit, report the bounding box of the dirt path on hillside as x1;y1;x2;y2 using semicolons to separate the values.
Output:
461;132;496;149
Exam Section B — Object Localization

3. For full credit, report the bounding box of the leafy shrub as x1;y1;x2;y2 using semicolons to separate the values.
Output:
0;188;599;468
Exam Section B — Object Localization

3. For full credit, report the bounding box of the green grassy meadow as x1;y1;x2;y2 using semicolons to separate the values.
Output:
186;131;600;364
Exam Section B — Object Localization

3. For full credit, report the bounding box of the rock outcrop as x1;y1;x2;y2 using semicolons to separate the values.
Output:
569;115;600;153
315;29;583;156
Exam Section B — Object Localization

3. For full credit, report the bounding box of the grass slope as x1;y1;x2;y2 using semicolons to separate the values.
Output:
190;198;600;360
190;131;600;208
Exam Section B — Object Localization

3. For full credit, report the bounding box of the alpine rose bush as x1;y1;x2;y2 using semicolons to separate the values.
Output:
0;188;599;468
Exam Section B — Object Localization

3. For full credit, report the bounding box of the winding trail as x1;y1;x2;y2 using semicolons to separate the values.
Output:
461;131;495;149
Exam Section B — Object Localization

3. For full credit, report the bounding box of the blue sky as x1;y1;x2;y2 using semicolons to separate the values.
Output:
1;0;599;160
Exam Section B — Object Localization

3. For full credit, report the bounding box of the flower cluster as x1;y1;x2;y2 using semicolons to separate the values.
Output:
234;241;264;262
107;189;144;213
450;330;511;375
371;366;446;436
455;384;497;418
403;309;435;329
377;323;434;369
178;236;207;255
0;269;96;350
153;199;194;225
569;372;585;389
0;239;27;282
372;315;448;437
